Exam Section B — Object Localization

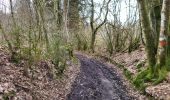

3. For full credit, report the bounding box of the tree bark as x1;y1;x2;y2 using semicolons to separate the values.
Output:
137;0;157;68
149;0;161;53
158;0;169;66
68;0;79;32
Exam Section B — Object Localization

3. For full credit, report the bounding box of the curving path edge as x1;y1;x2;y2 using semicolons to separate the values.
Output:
67;53;136;100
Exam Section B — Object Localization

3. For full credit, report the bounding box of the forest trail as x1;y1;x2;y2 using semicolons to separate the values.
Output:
67;53;136;100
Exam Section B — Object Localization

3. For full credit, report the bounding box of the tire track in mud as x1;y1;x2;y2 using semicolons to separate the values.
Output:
67;54;136;100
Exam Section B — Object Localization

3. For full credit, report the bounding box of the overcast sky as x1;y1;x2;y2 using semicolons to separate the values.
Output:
93;0;138;23
0;0;9;13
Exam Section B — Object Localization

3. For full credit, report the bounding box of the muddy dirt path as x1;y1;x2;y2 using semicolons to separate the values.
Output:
67;53;136;100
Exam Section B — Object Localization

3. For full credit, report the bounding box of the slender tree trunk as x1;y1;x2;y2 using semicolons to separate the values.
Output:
137;0;157;69
53;0;61;29
10;0;14;21
149;0;161;53
90;0;111;52
68;0;79;32
9;0;21;63
67;0;80;48
90;0;95;52
168;16;170;57
63;0;68;23
158;0;169;66
167;5;170;57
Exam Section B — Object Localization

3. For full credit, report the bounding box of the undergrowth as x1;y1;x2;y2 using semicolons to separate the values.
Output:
133;59;170;92
108;55;170;94
123;68;133;80
46;33;74;77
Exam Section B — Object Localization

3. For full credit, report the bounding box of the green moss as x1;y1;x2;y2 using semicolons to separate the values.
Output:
133;64;169;92
133;68;150;91
108;57;169;93
153;67;168;85
165;57;170;71
136;61;145;72
123;68;133;80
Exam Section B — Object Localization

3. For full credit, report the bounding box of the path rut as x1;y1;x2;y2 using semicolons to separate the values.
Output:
67;53;136;100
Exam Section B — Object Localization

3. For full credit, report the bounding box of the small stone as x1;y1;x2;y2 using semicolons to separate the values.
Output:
6;63;10;66
80;84;83;86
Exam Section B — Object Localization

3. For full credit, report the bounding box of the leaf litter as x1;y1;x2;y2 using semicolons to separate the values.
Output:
0;46;80;100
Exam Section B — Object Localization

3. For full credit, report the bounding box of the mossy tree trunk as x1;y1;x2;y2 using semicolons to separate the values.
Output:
137;0;157;69
149;0;161;53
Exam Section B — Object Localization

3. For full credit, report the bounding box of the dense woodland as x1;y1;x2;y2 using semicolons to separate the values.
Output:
0;0;170;99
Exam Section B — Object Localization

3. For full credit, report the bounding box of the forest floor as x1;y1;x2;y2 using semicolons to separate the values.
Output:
1;44;170;100
94;46;170;99
0;46;80;100
67;53;146;100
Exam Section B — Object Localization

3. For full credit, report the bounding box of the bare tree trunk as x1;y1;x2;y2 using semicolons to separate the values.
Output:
53;0;60;29
158;0;169;66
67;0;80;48
63;0;68;23
34;0;49;49
68;0;79;32
149;0;161;53
9;0;14;21
167;4;170;57
63;0;70;42
137;0;157;69
90;0;111;52
9;0;21;63
90;0;95;52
